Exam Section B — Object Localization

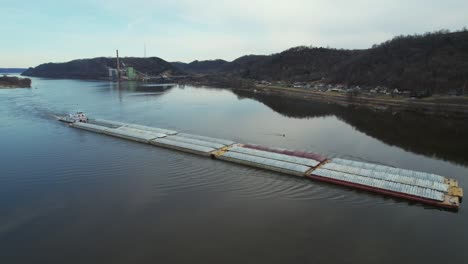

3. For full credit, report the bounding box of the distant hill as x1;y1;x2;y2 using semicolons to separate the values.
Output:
329;31;468;94
172;59;229;73
219;55;270;75
22;57;183;79
22;29;468;94
220;49;358;81
171;30;468;94
0;68;27;74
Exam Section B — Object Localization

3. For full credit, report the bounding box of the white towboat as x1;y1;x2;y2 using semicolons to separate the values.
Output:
57;112;88;123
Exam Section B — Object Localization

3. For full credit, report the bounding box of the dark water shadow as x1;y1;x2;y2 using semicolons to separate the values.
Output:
233;89;468;166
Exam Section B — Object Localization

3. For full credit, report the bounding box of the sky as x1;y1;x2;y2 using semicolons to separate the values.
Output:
1;0;467;67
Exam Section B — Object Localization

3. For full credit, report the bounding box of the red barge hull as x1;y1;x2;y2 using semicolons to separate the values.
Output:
307;174;459;210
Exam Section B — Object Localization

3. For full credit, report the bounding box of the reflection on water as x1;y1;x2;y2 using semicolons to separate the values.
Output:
109;81;175;92
0;78;467;264
233;89;468;166
107;82;175;96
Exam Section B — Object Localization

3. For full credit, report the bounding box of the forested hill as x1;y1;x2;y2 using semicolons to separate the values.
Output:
22;57;182;79
330;31;468;94
21;30;468;93
173;30;468;93
172;59;229;73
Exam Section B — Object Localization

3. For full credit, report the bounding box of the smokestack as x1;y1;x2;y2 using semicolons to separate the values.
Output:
116;49;121;82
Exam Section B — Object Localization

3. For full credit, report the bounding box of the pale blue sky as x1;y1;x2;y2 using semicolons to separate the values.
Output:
1;0;467;67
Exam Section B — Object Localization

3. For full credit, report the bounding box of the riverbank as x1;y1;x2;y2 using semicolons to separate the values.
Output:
231;84;468;119
0;76;31;88
178;74;468;119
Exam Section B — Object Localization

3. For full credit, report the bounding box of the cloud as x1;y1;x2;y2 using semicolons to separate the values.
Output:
94;0;468;58
1;0;467;66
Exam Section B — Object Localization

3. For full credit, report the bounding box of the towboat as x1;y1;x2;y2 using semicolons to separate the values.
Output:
58;112;88;123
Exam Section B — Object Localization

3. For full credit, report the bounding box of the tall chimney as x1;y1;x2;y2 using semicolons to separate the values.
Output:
116;49;121;82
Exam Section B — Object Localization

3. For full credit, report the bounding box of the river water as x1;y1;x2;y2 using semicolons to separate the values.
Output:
1;77;467;263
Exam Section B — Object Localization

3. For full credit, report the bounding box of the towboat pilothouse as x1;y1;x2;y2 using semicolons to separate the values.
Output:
58;112;88;123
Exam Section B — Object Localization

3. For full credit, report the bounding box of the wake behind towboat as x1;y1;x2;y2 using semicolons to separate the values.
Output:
58;114;463;210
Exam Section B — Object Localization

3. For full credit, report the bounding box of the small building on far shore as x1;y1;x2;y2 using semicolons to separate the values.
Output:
127;67;137;80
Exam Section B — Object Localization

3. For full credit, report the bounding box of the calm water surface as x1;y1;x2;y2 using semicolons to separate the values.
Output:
1;77;467;263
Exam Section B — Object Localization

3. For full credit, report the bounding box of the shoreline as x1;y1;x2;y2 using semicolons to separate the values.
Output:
17;74;468;118
176;75;468;119
231;84;468;119
0;76;31;88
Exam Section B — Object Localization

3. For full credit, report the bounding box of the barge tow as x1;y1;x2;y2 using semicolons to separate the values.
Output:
60;115;463;210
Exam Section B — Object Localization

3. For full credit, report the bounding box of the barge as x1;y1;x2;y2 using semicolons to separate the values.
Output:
60;115;463;210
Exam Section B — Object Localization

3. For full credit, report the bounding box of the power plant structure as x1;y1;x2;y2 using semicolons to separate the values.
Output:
107;48;188;83
108;49;146;82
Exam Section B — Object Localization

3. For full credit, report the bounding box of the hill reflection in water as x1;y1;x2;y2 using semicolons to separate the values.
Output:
233;89;468;166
